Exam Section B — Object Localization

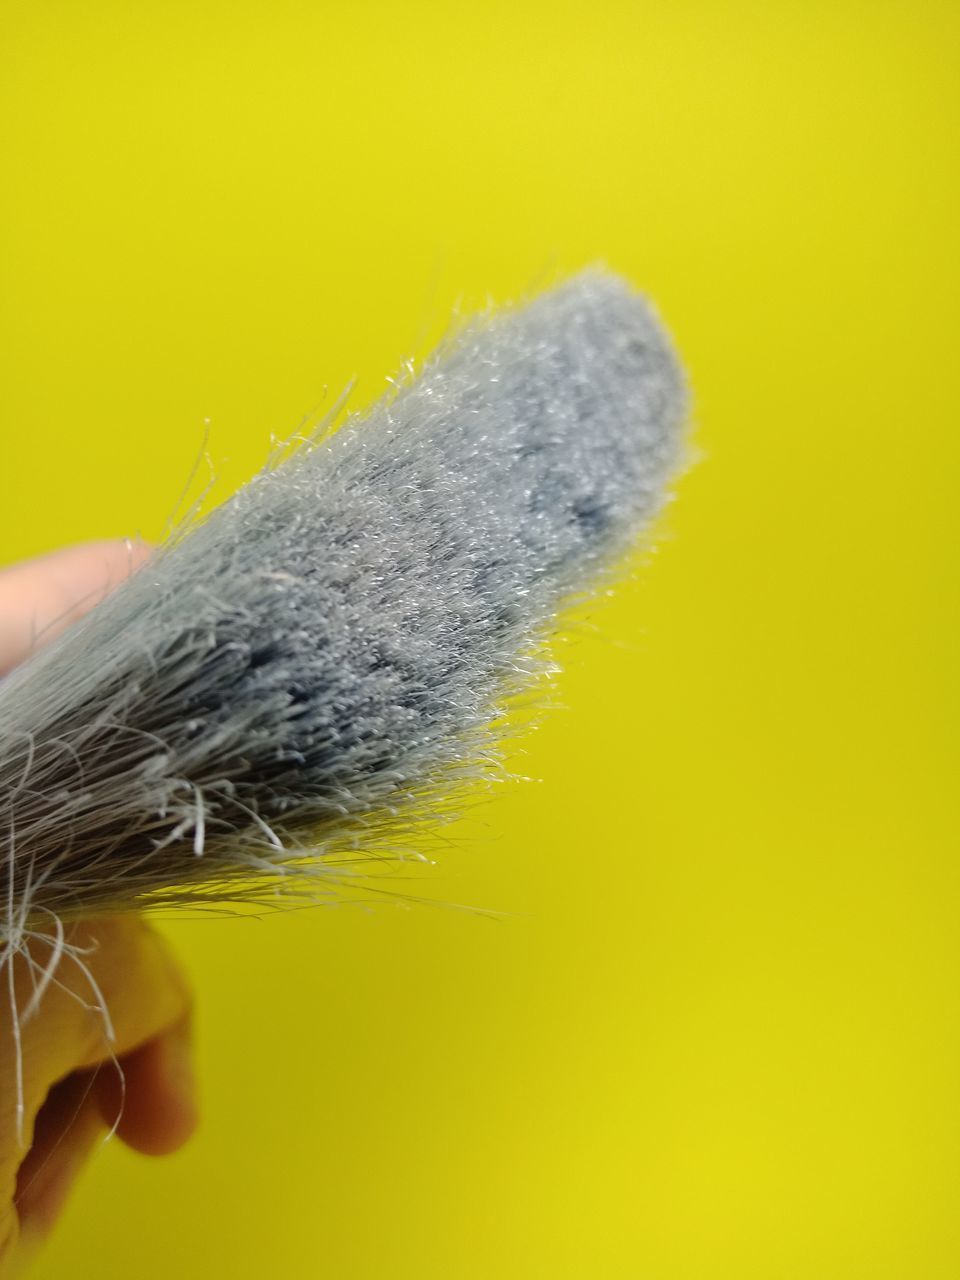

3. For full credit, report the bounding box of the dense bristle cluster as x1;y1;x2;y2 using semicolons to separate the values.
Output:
0;271;686;931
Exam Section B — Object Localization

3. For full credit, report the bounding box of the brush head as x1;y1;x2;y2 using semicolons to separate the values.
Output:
0;270;687;927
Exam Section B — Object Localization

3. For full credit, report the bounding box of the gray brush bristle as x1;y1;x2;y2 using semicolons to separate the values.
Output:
0;270;687;928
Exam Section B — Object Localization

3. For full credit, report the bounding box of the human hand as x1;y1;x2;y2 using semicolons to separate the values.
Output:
0;543;197;1274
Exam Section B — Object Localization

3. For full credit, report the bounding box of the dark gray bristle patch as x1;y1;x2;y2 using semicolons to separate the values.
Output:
0;270;687;925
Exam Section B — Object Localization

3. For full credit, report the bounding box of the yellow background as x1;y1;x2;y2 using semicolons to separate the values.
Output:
1;1;958;1275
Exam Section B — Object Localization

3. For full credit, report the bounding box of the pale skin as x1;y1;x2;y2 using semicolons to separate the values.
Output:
0;543;196;1275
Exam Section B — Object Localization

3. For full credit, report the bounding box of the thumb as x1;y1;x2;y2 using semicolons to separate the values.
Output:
0;539;150;678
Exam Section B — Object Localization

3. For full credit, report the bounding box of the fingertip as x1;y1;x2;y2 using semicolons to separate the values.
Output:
0;538;152;674
97;1017;198;1157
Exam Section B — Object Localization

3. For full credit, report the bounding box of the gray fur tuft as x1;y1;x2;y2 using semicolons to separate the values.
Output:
0;270;687;927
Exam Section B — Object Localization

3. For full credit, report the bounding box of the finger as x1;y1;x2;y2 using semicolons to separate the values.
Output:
13;1010;198;1251
13;1068;105;1249
0;918;193;1265
0;539;150;676
96;1014;197;1157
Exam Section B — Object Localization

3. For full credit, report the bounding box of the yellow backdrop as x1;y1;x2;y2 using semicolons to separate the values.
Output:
1;2;957;1276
